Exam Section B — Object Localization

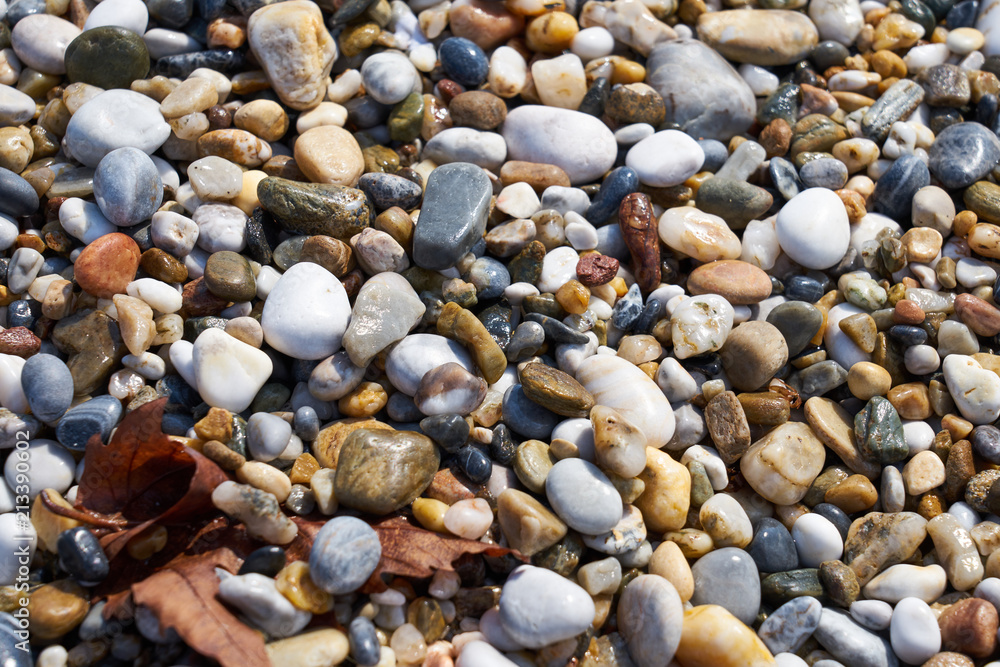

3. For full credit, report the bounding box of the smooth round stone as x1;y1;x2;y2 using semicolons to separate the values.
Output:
502;105;617;185
415;362;487;416
545;458;623;535
696;9;818;65
57;526;109;585
309;516;381;594
55;395;122;450
767;301;823;356
11;14;80;74
625;130;705;188
758;596;822;655
423;127;507;171
65;26;150;89
93;147;163;227
503;384;561;440
261;262;351;360
645;38;756;141
871;154;930;222
439;37;489;87
238;545;286;577
357;172;422;210
0;168;38;218
810;0;863;44
360;51;419;105
719;321;788;391
335;429;439;515
64;89;171;167
217;572;311;638
83;0;148;33
791;512;843;568
775;188;850;269
247;412;291;462
385;333;475;396
456;641;520;667
850;599;894;630
690;547;761;625
20;354;73;423
0;85;35;127
204;251;256;302
928;122;1000;189
618;575;683;667
4;439;74;498
890;597;941;665
498;565;595;649
748;516;799;573
799;157;848;190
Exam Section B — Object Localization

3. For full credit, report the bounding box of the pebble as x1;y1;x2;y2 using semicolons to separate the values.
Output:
502;105;617;185
696;9;818;65
890;597;941;665
928;122;1000;188
217;572;311;637
93;148;163;227
759;596;822;655
545;458;622;534
776;188;851;269
192;327;272;412
498;565;594;649
618;575;682;666
625;130;704;187
412;162;491;271
64;89;171;167
690;547;761;625
309;516;381;594
261;262;351;360
334;429;439;514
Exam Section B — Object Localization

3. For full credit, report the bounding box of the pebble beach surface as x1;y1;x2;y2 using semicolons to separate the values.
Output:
9;0;1000;664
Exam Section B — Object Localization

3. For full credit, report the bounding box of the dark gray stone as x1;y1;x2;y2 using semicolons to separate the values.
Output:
871;155;929;221
503;384;561;440
747;516;799;573
862;79;925;144
767;301;824;356
412;162;491;271
0;167;38;217
357;172;422;210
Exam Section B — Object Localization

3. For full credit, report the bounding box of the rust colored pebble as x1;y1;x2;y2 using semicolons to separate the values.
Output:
0;326;40;358
576;253;619;287
181;277;230;317
893;299;926;325
618;192;660;292
955;292;1000;336
73;232;140;299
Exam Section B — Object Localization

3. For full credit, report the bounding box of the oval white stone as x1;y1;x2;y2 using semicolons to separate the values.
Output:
261;262;351;360
775;188;851;269
498;565;595;649
502;105;617;185
625;130;705;187
192;328;273;413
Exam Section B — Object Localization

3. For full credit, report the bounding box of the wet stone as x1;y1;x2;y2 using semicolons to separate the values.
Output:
928;122;1000;189
412;163;491;271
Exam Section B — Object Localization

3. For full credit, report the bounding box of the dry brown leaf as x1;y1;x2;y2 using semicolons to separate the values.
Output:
131;548;270;667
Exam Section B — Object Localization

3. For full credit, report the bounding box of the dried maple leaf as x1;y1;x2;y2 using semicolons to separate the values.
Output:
290;514;525;593
131;548;270;667
66;398;229;559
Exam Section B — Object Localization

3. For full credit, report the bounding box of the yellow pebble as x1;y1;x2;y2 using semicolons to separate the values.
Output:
412;498;450;533
525;12;579;53
555;279;590;315
127;524;168;560
276;561;334;614
339;381;389;418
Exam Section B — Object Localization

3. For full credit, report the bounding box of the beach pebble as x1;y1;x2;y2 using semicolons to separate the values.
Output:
498;565;595;649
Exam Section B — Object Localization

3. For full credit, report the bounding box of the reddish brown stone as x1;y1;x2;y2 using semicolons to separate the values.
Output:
576;254;619;287
73;233;140;299
687;260;773;305
893;299;926;325
425;467;477;505
955;293;1000;336
618;192;660;292
938;597;998;658
0;326;40;358
180;277;229;317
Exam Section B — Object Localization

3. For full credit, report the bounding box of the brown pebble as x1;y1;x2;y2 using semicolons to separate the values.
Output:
836;188;867;223
824;474;878;513
704;390;751;465
449;91;508;130
181;277;230;317
893;299;925;325
737;391;790;426
449;0;524;50
618;192;659;292
300;235;355;277
888;382;933;420
28;579;89;640
759;118;791;158
140;247;189;283
73;233;140;299
0;326;40;358
686;259;773;305
499;160;571;192
426;467;478;504
202;439;246;470
921;653;974;667
938;597;998;657
955;292;1000;336
819;559;859;608
576;253;619;287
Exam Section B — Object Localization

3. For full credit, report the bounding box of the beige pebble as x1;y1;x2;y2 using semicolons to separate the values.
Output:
635;446;691;533
0;126;32;173
847;361;892;400
233;99;289;142
699;493;752;548
741;421;826;505
293;125;364;186
160;77;219;118
648;541;694;601
927;512;984;592
901;450;946;495
237;460;292;503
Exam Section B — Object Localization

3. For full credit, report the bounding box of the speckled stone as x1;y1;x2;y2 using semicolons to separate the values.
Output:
928;122;1000;189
